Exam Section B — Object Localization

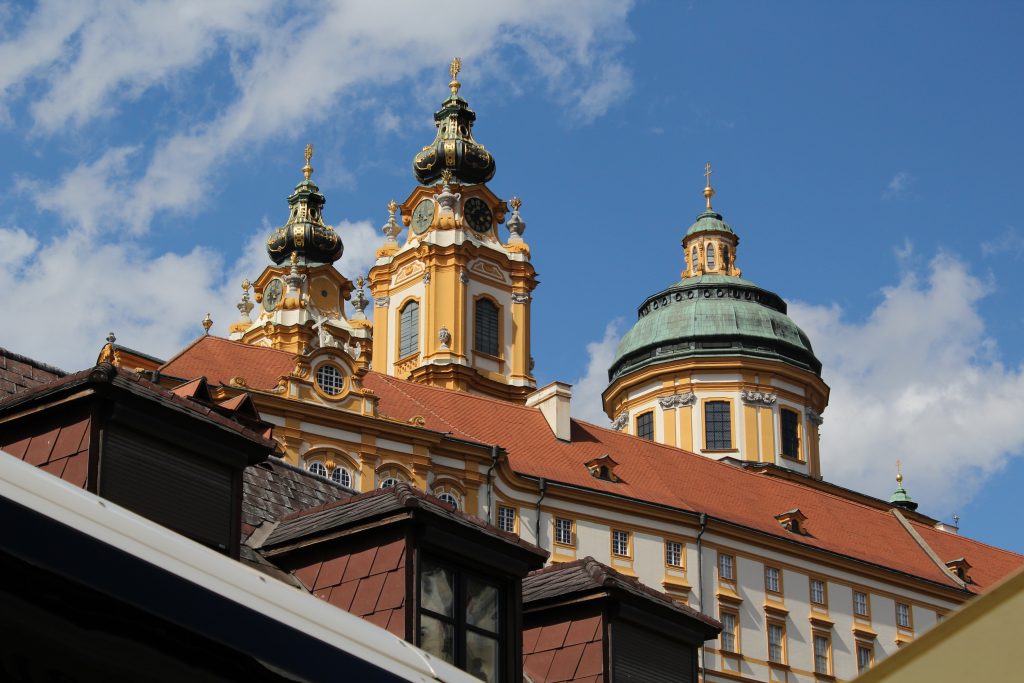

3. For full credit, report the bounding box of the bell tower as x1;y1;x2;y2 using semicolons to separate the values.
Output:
368;59;537;402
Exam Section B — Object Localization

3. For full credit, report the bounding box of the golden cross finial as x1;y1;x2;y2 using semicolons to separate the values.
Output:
703;161;715;210
449;57;462;95
896;459;903;485
302;143;314;179
387;199;397;216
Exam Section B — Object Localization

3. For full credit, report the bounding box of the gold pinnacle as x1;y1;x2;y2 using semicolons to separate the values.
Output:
202;313;213;335
449;57;462;95
356;275;365;288
510;196;522;211
303;143;314;179
387;199;397;216
896;459;903;485
703;161;715;210
241;278;251;292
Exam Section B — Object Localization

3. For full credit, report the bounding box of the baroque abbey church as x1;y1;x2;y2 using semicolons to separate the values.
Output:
6;60;1021;682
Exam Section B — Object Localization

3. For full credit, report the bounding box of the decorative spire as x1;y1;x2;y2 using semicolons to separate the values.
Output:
412;59;496;185
703;161;715;210
889;459;919;511
449;57;462;96
303;143;314;180
237;279;254;323
202;313;213;335
265;144;343;265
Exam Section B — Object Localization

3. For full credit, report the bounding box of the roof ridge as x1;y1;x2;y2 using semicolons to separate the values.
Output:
0;347;68;376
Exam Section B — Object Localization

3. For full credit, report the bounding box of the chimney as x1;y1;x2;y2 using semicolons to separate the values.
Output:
526;381;573;441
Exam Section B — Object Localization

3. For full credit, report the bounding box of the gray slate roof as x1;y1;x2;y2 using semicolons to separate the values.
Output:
242;457;355;530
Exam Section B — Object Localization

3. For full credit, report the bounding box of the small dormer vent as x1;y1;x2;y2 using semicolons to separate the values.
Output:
946;557;972;583
586;454;620;482
775;508;807;535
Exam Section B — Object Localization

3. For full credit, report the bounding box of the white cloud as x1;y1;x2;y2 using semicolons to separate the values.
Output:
981;227;1024;259
570;320;623;424
883;170;912;199
788;253;1024;515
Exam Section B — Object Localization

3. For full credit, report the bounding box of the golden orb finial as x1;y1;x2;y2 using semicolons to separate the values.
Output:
896;459;903;486
510;196;522;211
202;313;213;335
387;199;397;216
703;161;715;210
302;143;314;179
241;278;251;293
449;57;462;95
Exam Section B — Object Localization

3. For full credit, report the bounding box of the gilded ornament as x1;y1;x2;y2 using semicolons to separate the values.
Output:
703;161;715;210
449;57;462;95
202;313;213;335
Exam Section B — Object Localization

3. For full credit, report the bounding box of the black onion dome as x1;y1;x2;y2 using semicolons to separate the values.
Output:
412;67;496;185
266;148;343;266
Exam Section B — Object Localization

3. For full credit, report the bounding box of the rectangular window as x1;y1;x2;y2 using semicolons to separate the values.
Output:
853;591;870;617
813;634;831;675
810;578;826;606
612;529;630;557
720;611;738;653
554;517;574;546
419;557;503;682
780;409;800;458
767;622;786;664
705;401;732;449
496;505;516;534
718;553;734;580
896;602;912;629
636;411;654;441
399;301;419;358
764;566;781;594
665;540;683;567
474;299;500;357
857;644;873;673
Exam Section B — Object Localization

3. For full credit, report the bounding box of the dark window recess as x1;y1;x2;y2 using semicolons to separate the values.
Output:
705;401;731;449
419;557;503;683
612;620;696;683
636;412;654;441
399;302;419;357
474;299;500;357
781;410;800;458
100;428;235;553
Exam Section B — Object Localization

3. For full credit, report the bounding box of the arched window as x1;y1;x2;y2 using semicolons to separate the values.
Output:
399;301;419;358
315;364;344;396
691;246;699;273
474;298;500;356
331;466;352;488
706;243;716;270
307;461;328;477
721;245;729;272
437;492;459;509
380;477;400;488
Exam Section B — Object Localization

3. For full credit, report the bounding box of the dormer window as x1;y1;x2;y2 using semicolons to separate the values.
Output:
775;508;807;535
307;461;328;477
585;454;620;482
946;557;972;583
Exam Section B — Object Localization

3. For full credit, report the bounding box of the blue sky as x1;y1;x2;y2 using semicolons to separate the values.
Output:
1;1;1022;553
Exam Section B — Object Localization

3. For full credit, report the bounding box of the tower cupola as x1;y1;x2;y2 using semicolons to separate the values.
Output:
266;145;343;265
412;58;496;186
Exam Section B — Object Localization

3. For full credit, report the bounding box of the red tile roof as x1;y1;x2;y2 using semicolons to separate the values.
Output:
160;336;295;389
157;337;1024;595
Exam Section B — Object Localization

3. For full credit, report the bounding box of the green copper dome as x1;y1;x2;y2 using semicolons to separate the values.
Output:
608;274;821;382
686;209;735;236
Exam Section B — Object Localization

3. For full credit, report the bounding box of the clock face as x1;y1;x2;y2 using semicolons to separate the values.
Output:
464;197;493;233
263;278;284;313
411;199;435;235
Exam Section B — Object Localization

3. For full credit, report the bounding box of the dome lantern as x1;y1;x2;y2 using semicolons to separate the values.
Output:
265;144;344;266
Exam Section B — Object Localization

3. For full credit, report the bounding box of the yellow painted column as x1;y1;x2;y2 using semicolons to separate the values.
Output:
662;407;677;447
744;404;759;461
679;406;694;451
759;406;775;463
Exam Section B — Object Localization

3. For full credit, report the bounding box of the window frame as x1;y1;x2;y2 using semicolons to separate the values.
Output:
813;632;832;676
472;295;502;359
330;465;352;488
691;246;700;275
706;241;717;270
766;619;787;665
719;609;739;654
496;505;517;535
664;540;684;568
313;361;347;399
853;590;871;619
718;552;735;581
895;602;913;630
636;411;654;441
764;565;782;596
611;529;631;558
809;577;828;608
779;407;802;460
553;517;575;548
703;398;734;451
417;554;507;682
856;643;874;673
398;299;420;359
307;461;328;477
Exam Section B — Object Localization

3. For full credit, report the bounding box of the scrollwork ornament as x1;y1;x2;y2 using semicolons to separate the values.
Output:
657;392;696;410
808;409;824;426
610;413;628;431
740;389;778;406
374;296;390;308
511;291;530;304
